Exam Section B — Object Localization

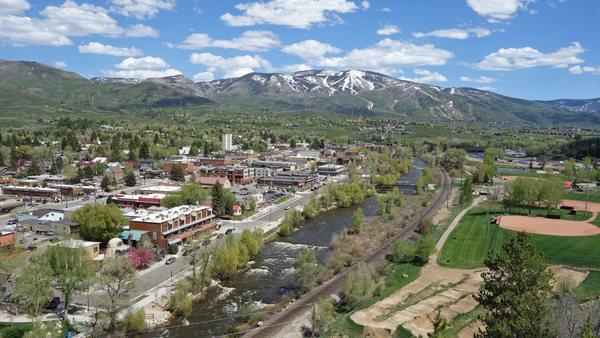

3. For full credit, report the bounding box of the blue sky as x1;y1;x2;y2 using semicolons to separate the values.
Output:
0;0;599;100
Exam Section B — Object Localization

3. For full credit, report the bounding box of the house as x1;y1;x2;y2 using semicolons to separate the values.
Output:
57;239;101;260
179;146;191;156
197;176;231;188
105;162;123;180
129;205;217;249
232;204;242;216
17;209;65;223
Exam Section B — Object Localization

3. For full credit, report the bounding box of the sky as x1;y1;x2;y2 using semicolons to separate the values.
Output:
0;0;599;100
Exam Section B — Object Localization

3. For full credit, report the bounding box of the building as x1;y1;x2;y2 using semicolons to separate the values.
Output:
213;166;255;186
139;185;181;195
163;159;196;174
112;193;166;209
252;160;296;172
222;133;233;151
257;170;319;189
317;165;344;176
0;231;15;249
17;209;64;223
197;176;231;188
252;167;273;179
129;205;217;249
119;230;151;247
2;186;61;201
47;184;84;196
58;239;101;260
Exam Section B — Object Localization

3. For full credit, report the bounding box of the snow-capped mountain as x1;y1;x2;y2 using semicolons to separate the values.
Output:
540;98;600;114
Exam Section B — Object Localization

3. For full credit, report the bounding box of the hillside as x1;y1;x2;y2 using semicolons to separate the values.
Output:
0;60;598;125
540;98;600;114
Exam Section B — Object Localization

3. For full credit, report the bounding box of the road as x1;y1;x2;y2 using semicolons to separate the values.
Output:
243;168;450;338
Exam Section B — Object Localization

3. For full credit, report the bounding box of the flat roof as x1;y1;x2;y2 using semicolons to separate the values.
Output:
58;239;100;248
139;185;181;193
132;205;211;224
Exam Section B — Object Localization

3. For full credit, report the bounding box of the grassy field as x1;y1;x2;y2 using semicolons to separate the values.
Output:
575;271;600;301
563;191;600;204
438;206;600;269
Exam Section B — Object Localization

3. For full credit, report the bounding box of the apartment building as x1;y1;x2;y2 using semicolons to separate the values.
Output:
129;205;217;249
222;134;233;151
213;166;256;186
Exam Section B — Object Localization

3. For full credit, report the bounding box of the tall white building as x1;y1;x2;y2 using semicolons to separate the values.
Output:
222;133;233;151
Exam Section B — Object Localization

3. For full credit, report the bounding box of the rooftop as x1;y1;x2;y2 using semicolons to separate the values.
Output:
132;205;211;224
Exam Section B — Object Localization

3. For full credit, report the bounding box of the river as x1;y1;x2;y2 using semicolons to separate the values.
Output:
152;163;423;337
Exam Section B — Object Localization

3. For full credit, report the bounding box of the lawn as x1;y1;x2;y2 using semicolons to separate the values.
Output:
575;271;600;301
563;191;600;204
438;206;600;269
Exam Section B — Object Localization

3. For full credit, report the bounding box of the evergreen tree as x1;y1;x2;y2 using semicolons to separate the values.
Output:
139;141;150;159
169;164;185;182
475;232;553;338
124;169;137;187
101;175;110;191
211;182;225;217
460;179;473;204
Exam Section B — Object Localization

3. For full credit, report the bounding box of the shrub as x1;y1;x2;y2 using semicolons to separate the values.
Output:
126;247;154;269
121;309;146;333
340;263;376;310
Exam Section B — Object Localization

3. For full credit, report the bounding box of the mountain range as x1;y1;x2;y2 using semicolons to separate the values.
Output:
1;60;599;125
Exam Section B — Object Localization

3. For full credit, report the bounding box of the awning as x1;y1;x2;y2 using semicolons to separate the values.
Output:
168;238;182;245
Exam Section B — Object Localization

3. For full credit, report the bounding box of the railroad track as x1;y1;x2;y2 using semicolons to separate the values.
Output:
243;168;451;338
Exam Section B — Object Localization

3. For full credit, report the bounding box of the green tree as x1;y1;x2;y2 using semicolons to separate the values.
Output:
428;310;448;337
294;248;322;293
351;207;364;234
248;196;257;212
123;166;136;187
211;181;225;217
14;257;52;322
45;245;95;322
340;263;376;310
98;256;136;333
169;164;185;182
139;141;150;159
475;232;553;338
72;203;126;245
460;179;473;204
311;299;335;336
101;175;110;191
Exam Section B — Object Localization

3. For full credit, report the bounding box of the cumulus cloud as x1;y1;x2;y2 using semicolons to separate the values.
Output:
281;64;314;73
361;1;370;9
174;30;280;52
79;42;143;57
110;0;175;19
124;24;158;37
466;0;534;20
413;28;490;40
189;52;273;78
104;68;182;79
220;0;358;29
41;1;124;37
281;40;341;62
192;72;215;82
476;42;585;71
116;56;169;69
377;24;400;36
382;7;391;12
399;68;447;83
460;75;496;83
0;15;72;46
306;39;453;74
0;0;30;15
53;61;68;69
569;65;600;75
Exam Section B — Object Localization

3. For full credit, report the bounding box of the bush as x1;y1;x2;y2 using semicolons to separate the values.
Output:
390;239;417;263
121;309;146;333
168;243;179;255
340;263;376;310
126;247;154;269
278;222;292;237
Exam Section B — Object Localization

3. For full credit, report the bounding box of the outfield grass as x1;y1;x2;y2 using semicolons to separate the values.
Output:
563;191;600;204
438;206;600;269
575;271;600;301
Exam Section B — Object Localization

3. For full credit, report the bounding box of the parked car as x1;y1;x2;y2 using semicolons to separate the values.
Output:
165;256;177;265
44;297;60;310
225;229;234;235
283;206;290;210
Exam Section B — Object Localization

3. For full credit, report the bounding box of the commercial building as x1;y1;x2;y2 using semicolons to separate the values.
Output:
257;170;319;189
2;186;61;201
139;185;181;195
317;165;344;176
213;166;255;186
252;160;296;172
112;193;165;209
222;134;233;151
129;205;217;249
47;184;84;196
57;239;101;260
197;176;231;188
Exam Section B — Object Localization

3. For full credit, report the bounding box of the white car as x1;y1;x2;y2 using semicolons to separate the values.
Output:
165;256;177;265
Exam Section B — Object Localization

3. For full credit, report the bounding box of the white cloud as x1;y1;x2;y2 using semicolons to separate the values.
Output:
382;7;391;12
281;63;313;73
0;0;29;15
0;15;72;46
41;1;124;37
53;61;68;69
460;75;496;83
310;39;453;74
399;69;447;83
104;68;182;79
116;56;169;69
124;24;158;38
466;0;534;20
192;72;215;82
79;42;143;57
413;27;490;40
175;30;280;52
110;0;175;19
361;1;370;9
282;39;341;62
377;24;400;36
220;0;358;29
476;42;585;71
569;65;600;75
189;52;273;78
